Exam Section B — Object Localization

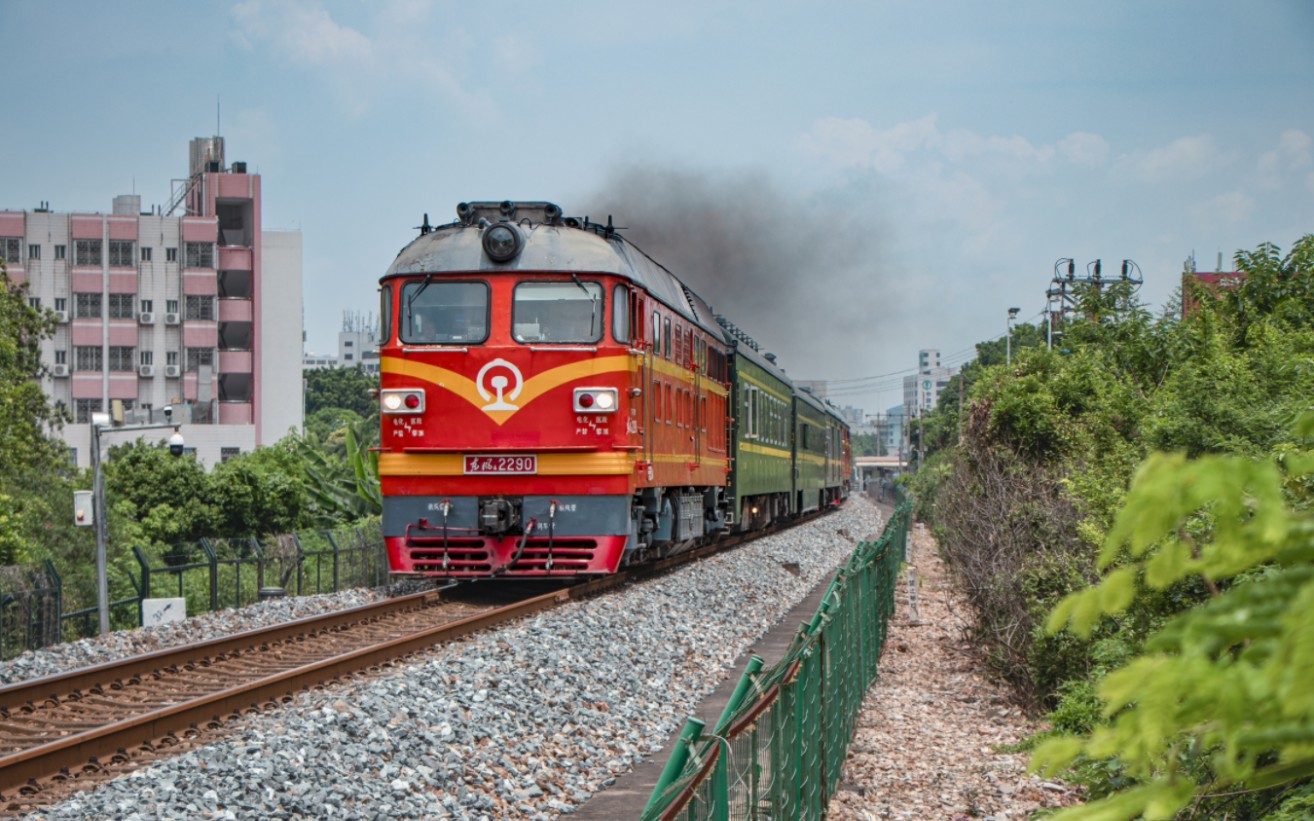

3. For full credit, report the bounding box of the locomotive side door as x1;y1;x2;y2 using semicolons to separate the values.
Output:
645;302;658;470
692;335;702;466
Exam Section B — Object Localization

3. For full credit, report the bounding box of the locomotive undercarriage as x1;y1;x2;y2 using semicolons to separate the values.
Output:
385;487;728;578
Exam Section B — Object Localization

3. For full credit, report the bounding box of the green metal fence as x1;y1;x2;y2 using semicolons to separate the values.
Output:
642;500;912;820
0;521;388;660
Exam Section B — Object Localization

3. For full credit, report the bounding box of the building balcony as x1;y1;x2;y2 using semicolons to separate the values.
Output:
219;350;252;373
218;298;252;322
219;402;253;425
218;246;252;270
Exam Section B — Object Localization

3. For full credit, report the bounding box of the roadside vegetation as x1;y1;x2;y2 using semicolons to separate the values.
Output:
0;261;380;619
909;236;1314;818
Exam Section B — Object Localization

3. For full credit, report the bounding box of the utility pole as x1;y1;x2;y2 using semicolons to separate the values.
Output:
84;412;185;635
1006;307;1020;365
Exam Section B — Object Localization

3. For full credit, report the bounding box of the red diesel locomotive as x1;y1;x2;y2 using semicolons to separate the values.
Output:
378;201;734;578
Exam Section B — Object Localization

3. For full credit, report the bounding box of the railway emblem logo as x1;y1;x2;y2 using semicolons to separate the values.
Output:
477;359;524;413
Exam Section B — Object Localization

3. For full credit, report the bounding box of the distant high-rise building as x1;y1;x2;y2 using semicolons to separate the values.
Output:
902;348;957;418
1;137;303;467
338;311;380;374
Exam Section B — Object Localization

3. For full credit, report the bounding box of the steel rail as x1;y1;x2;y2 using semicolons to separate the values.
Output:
0;507;834;802
0;586;575;795
0;589;439;717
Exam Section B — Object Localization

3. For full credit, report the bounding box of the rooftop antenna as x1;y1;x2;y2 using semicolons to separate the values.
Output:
216;95;221;136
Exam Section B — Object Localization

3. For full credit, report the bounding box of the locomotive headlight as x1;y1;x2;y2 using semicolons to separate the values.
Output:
573;388;618;413
482;223;522;262
381;389;425;414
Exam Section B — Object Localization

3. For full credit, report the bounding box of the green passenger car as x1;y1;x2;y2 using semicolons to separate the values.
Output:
793;389;831;514
726;345;795;531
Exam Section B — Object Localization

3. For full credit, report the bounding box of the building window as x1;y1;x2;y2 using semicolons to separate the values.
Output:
140;350;154;366
186;347;214;372
75;346;103;372
140;246;152;262
108;346;135;372
344;353;354;361
108;240;135;267
75;239;102;266
28;297;41;310
221;447;241;463
185;295;215;320
55;244;67;260
67;447;78;467
54;350;67;365
74;293;102;318
140;299;153;314
108;293;135;319
28;244;41;260
166;299;179;314
166;351;178;366
74;399;102;424
344;339;354;347
185;242;214;268
0;237;20;264
54;297;67;313
166;247;178;263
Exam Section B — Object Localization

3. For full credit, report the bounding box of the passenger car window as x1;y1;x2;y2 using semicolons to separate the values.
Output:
400;280;488;344
513;281;603;343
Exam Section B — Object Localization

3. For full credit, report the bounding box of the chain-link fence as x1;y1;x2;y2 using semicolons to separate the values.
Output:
642;500;912;820
0;521;387;660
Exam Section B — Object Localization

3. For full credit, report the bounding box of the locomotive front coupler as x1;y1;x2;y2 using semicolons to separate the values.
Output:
478;496;523;537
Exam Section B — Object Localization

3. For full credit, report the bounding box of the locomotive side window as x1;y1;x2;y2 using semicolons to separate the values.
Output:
379;285;392;344
612;284;631;343
401;280;488;344
513;281;603;343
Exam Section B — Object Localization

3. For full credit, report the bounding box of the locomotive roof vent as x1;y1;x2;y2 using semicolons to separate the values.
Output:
455;201;565;227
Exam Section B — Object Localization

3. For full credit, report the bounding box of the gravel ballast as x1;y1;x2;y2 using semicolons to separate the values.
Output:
20;498;884;820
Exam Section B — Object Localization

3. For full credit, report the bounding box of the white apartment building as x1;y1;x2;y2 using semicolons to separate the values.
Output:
902;348;957;417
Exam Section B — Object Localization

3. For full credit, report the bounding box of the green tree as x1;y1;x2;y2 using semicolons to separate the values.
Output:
1035;413;1314;819
304;366;378;418
0;263;72;564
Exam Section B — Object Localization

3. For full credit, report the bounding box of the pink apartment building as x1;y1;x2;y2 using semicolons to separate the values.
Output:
0;137;303;467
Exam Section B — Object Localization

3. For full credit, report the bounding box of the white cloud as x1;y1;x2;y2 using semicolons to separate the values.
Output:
1191;190;1254;229
1057;132;1109;165
797;115;1103;175
229;0;497;120
1121;135;1220;182
795;115;939;173
231;0;371;66
1258;129;1312;189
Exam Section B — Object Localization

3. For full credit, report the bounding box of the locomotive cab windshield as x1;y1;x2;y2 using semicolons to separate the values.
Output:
401;279;489;344
512;280;603;343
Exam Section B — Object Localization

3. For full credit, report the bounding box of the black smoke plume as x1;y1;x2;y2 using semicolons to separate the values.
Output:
580;165;892;383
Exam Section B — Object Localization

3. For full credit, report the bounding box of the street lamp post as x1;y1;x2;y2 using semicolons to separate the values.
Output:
87;412;184;635
1006;307;1021;365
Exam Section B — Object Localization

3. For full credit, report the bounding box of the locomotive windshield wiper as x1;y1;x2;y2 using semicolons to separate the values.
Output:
405;274;434;333
571;273;599;336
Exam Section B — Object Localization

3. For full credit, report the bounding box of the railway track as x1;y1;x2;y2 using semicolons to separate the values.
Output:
0;512;826;813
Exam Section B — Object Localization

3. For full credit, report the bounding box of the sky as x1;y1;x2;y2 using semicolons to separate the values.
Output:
3;1;1312;414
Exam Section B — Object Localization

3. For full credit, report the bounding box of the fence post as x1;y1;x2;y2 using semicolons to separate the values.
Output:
642;717;705;818
41;559;62;648
294;533;305;597
716;655;765;734
327;531;341;592
199;539;219;612
0;591;10;660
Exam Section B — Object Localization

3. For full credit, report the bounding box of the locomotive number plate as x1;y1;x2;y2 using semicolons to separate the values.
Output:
463;455;538;475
